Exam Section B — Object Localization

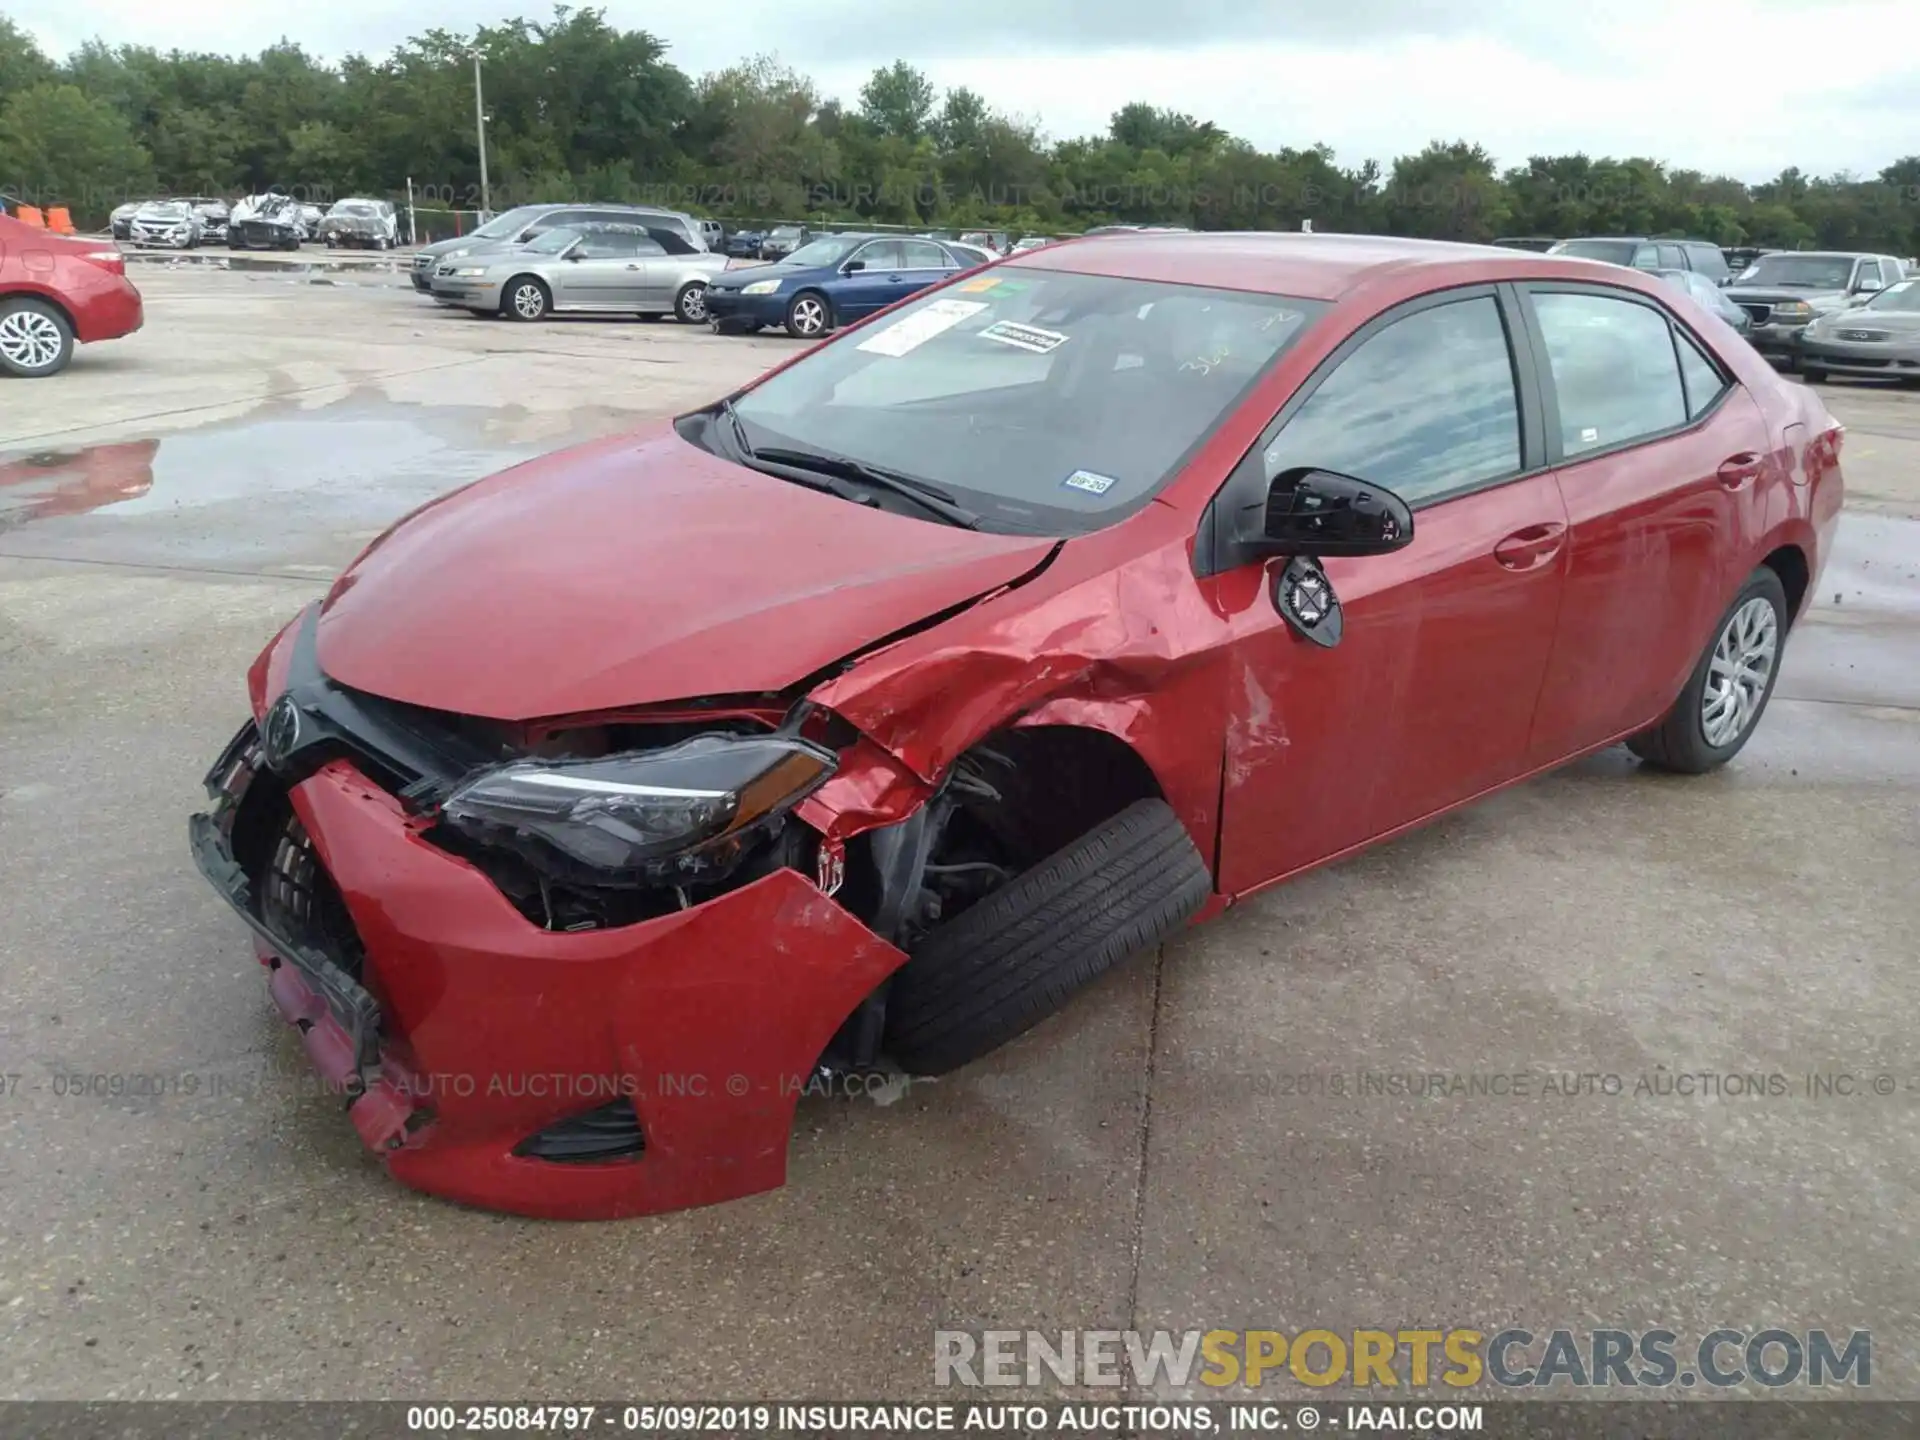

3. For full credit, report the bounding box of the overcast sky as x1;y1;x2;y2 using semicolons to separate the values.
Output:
12;0;1917;182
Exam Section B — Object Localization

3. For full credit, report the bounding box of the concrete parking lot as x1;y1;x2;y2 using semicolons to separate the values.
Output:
2;263;1917;1400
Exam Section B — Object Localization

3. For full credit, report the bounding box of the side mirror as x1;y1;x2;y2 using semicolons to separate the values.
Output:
1259;468;1414;557
1853;278;1884;295
844;260;865;273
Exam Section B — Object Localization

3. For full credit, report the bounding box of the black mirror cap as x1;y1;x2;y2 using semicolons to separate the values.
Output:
844;260;865;272
1260;468;1414;557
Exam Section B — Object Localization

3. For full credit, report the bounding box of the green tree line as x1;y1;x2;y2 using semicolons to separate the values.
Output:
3;6;1917;254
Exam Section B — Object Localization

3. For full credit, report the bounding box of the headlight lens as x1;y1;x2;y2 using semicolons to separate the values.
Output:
452;266;488;277
439;732;836;883
741;279;782;295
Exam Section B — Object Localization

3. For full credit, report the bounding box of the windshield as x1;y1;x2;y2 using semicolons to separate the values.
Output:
332;201;378;216
472;205;548;239
782;236;862;268
727;268;1326;535
524;227;583;256
1736;255;1855;289
1865;279;1920;312
770;226;804;239
1550;240;1641;265
142;202;191;216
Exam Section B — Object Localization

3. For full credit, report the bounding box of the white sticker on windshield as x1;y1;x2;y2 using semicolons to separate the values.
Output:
1580;427;1599;444
856;299;988;356
980;320;1070;354
1062;470;1117;495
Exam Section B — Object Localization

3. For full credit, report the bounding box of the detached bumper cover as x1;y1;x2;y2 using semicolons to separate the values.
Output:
189;620;909;1219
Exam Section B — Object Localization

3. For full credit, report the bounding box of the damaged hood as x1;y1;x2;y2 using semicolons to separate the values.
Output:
315;423;1056;721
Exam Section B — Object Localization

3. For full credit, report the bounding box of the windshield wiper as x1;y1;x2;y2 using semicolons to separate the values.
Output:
750;446;982;530
716;398;756;459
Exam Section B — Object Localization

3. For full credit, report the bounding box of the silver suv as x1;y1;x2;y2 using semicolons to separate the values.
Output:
410;203;707;292
1724;251;1911;365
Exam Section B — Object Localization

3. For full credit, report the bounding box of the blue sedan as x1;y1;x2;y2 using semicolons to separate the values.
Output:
704;233;982;338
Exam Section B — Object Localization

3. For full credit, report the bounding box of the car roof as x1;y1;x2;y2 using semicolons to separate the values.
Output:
1010;231;1666;302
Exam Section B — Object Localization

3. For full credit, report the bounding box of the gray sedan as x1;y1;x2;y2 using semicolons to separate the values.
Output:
430;224;732;323
1797;278;1920;384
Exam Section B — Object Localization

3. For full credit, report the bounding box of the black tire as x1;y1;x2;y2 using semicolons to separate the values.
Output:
1627;566;1789;774
783;290;833;339
1802;365;1828;383
674;281;708;324
883;798;1212;1075
0;296;76;378
502;277;550;321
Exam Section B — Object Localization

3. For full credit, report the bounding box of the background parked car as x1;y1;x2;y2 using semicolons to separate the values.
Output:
187;197;231;243
109;201;143;240
0;212;143;377
1009;236;1056;253
697;219;724;251
945;241;998;268
1652;268;1752;335
410;203;702;292
705;232;979;338
430;221;730;324
759;224;810;260
1548;236;1731;283
128;200;204;249
1492;236;1559;251
1723;246;1775;278
725;228;766;259
1786;275;1920;384
1723;251;1909;367
319;198;399;249
959;230;1011;254
228;193;306;250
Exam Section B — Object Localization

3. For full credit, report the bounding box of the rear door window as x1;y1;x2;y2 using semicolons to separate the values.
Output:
1531;292;1689;456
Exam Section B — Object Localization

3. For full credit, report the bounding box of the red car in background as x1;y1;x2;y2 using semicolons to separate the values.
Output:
190;233;1845;1220
0;213;143;377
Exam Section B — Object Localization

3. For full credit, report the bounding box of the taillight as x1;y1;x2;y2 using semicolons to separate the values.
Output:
79;249;126;275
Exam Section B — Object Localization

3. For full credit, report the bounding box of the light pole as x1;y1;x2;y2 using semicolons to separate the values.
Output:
472;52;491;221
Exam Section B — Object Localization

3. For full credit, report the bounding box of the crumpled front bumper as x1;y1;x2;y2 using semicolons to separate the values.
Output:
189;634;908;1220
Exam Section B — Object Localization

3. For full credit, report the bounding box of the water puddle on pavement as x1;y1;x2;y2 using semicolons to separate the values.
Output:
121;252;412;281
0;400;544;534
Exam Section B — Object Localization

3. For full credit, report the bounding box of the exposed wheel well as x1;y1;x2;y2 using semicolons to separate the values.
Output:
1761;544;1809;626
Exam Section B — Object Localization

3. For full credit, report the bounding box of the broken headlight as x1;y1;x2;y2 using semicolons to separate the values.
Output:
439;733;836;886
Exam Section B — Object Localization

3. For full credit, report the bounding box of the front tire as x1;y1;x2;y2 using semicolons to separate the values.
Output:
503;277;550;321
784;291;832;339
0;296;76;378
1627;567;1788;773
674;282;708;324
883;799;1212;1075
1802;364;1828;383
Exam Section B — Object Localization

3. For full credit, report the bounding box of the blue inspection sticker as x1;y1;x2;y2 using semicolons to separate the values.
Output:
1062;470;1117;495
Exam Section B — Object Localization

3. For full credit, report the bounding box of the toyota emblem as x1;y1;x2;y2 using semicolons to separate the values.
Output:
263;697;302;768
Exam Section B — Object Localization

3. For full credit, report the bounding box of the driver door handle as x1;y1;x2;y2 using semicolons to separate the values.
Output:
1493;521;1567;572
1717;452;1763;489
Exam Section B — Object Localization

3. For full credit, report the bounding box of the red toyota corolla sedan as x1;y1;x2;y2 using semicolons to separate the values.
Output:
190;233;1844;1219
0;213;144;376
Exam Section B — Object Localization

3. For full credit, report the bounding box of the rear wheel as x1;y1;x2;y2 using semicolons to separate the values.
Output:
0;297;75;378
503;277;550;321
1627;567;1788;773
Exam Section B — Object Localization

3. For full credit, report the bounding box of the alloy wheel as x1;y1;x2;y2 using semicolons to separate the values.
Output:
0;308;66;374
1701;596;1779;748
678;285;707;323
788;296;827;336
511;283;547;320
